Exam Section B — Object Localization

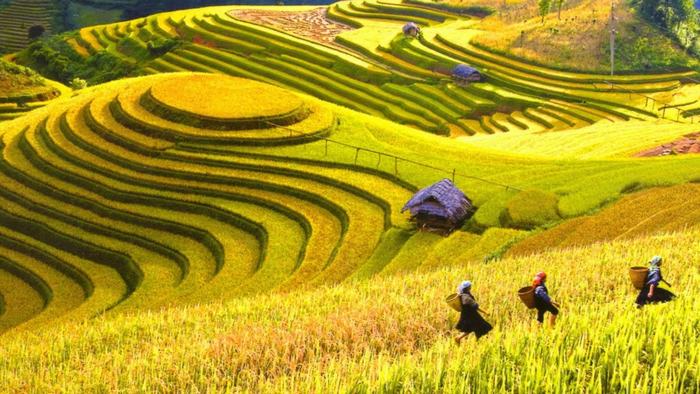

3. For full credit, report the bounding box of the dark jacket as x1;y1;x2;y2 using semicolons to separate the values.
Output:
534;284;551;304
455;292;493;338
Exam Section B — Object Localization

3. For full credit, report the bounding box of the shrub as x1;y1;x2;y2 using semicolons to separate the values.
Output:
15;35;140;85
146;37;182;57
69;77;87;90
500;189;561;229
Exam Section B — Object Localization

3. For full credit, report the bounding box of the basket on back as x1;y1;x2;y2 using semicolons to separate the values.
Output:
446;293;461;312
518;286;536;309
629;266;649;290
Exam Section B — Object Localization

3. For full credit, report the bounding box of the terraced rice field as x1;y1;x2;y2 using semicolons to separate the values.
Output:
0;71;70;123
1;71;699;334
1;2;699;390
60;2;699;138
0;0;55;52
0;73;419;332
0;226;698;392
507;183;700;256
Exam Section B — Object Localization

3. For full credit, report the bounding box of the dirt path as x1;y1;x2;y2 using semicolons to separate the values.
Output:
227;7;354;48
634;132;700;156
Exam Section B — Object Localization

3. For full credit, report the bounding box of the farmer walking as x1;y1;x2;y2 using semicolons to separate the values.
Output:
533;272;560;326
454;280;493;344
635;256;675;308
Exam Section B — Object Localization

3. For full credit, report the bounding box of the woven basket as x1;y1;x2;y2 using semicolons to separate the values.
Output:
518;286;536;309
445;293;461;312
629;266;649;290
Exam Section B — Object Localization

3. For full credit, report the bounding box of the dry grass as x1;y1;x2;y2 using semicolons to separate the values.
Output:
469;0;696;72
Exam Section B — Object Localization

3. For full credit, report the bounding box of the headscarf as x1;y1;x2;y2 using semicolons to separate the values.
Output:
533;271;546;286
457;280;472;294
649;256;662;274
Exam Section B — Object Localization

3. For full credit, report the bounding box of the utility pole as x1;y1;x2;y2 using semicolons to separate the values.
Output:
609;0;616;76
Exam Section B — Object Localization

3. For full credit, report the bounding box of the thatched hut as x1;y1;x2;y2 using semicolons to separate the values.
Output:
452;64;482;84
402;22;421;38
401;179;474;235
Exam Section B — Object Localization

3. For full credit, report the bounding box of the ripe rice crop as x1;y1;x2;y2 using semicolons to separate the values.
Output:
0;228;696;392
508;183;700;256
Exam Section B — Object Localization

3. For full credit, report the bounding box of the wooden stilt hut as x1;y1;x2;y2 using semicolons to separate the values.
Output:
401;179;475;235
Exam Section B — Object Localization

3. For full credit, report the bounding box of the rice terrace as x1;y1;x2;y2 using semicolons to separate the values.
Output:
0;0;699;391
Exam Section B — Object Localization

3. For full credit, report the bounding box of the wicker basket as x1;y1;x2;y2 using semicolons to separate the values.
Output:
629;266;649;290
518;286;536;309
446;293;461;312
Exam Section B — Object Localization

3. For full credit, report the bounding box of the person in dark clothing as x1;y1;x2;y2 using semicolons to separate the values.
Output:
533;272;560;326
636;256;675;308
454;281;493;344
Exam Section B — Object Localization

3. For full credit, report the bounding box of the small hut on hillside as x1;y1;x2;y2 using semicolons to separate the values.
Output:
401;179;474;235
402;22;421;38
452;64;482;85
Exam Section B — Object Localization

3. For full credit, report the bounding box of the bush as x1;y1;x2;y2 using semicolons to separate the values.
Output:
16;36;139;85
146;38;182;57
69;77;87;90
500;189;561;229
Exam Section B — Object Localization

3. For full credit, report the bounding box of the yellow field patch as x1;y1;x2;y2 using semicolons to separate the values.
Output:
507;183;700;256
148;73;304;121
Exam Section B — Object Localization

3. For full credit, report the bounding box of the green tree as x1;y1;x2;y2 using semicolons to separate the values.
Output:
539;0;552;23
555;0;565;20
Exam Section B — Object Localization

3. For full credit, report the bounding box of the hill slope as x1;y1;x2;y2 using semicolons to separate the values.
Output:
0;227;697;391
0;71;698;334
0;58;67;121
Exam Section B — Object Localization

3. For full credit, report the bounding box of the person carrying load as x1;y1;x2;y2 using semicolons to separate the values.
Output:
533;272;560;326
635;256;675;309
454;280;493;344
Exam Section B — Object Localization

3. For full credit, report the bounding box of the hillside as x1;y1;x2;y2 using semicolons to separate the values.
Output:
0;0;56;53
0;227;697;391
0;58;67;121
0;1;699;391
468;0;700;72
14;2;700;133
0;71;698;333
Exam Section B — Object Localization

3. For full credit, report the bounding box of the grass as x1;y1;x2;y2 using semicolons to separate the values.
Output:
500;189;561;229
0;227;697;391
468;0;700;73
507;183;700;256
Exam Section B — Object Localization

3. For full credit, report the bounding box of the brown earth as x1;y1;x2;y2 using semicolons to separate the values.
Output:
227;7;354;48
635;132;700;157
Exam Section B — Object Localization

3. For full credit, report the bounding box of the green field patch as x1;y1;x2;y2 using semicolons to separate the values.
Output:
508;183;700;256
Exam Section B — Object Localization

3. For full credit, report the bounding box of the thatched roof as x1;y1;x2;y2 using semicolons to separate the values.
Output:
403;22;420;35
401;179;473;223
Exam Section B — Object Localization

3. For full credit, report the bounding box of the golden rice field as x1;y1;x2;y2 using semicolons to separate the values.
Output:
1;0;699;391
0;228;697;392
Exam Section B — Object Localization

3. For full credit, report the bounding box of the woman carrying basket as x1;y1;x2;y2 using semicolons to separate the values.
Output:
635;256;675;308
533;272;560;326
454;281;493;344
